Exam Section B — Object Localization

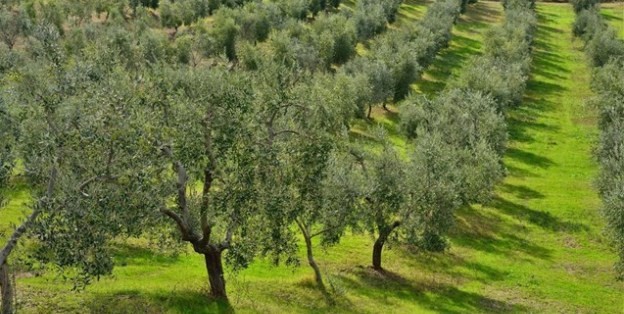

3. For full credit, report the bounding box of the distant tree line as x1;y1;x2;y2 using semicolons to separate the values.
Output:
572;0;624;281
345;0;463;118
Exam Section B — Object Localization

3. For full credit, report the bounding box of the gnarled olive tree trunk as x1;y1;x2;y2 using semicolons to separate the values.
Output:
161;153;232;301
372;221;401;271
204;246;227;299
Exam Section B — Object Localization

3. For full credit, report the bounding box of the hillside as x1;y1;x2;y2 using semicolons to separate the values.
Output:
1;1;623;313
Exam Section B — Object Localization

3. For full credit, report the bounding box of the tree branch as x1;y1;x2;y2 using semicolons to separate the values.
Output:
295;218;310;239
310;224;344;239
0;164;57;266
0;209;41;266
200;113;216;246
160;145;194;235
160;208;199;242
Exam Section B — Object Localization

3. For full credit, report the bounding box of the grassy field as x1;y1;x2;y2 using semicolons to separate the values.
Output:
601;2;624;38
2;1;624;313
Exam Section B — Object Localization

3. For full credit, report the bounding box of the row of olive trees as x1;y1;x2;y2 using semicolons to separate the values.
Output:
344;0;464;118
0;0;498;311
0;0;399;309
186;0;402;68
572;1;624;281
457;0;536;112
393;0;537;257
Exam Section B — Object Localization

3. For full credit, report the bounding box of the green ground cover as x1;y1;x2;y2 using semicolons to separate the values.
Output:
2;2;623;313
601;2;624;38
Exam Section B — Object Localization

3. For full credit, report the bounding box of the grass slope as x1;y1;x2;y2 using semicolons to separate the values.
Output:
4;2;623;314
451;2;624;311
601;2;624;39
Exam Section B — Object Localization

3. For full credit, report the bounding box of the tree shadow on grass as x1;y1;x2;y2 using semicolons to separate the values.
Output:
500;183;545;200
86;289;234;314
111;242;182;267
600;10;623;23
464;2;503;24
417;35;482;96
506;113;560;143
394;249;510;284
451;206;553;261
335;267;527;313
505;163;539;179
506;147;555;169
490;197;589;233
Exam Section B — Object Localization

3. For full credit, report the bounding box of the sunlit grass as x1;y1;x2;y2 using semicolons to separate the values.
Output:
3;2;624;313
601;2;624;39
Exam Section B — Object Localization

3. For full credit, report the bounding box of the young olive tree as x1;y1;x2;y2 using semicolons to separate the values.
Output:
348;131;462;271
359;141;409;270
249;61;360;293
343;57;394;118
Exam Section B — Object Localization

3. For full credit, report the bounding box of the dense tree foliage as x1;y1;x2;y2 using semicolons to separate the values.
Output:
0;0;523;311
573;3;624;280
345;0;462;117
381;0;537;267
458;0;536;111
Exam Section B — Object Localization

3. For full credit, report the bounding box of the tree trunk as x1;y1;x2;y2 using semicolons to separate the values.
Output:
372;221;400;271
0;262;13;314
382;102;389;112
372;232;387;271
303;234;326;291
367;104;373;119
204;248;227;300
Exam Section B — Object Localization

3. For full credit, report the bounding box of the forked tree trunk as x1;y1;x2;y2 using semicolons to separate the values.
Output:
0;262;13;314
204;248;227;300
372;221;401;271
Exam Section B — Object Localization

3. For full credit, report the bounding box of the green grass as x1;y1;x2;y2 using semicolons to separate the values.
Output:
458;2;623;311
3;2;624;313
601;2;624;39
0;179;32;243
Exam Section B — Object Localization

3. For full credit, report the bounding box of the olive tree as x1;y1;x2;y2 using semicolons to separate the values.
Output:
351;131;464;270
0;4;31;50
571;0;598;13
210;10;239;60
311;13;357;65
126;65;261;300
593;59;624;280
344;57;394;118
245;61;361;294
358;140;409;270
353;1;387;41
0;55;17;314
0;22;159;313
395;89;506;252
358;88;508;269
